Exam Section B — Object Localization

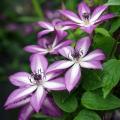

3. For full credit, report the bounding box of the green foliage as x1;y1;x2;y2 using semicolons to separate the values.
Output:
102;59;120;98
82;70;102;90
53;91;78;113
81;91;120;110
106;0;120;5
93;34;114;56
74;109;101;120
110;18;120;34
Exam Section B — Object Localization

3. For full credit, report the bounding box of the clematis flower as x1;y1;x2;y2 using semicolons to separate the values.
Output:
4;54;66;114
5;95;62;120
59;2;114;34
24;35;72;55
47;37;105;92
37;19;72;38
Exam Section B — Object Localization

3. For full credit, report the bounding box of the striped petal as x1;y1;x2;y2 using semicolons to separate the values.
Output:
90;5;108;22
9;72;32;87
78;2;91;19
76;36;91;56
44;77;66;90
5;86;37;106
30;54;48;73
80;61;103;69
30;86;47;112
59;10;82;23
65;63;81;92
82;49;105;61
24;45;47;54
47;60;74;73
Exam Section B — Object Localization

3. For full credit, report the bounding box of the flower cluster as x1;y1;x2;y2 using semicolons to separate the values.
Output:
4;2;114;120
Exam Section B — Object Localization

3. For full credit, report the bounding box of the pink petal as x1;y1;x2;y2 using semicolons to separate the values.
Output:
47;60;74;73
78;2;91;19
90;5;108;22
37;21;53;30
46;72;63;81
82;49;105;61
37;30;52;38
65;64;81;92
53;40;72;52
44;77;66;90
5;86;37;106
30;54;48;73
24;45;47;54
80;61;103;69
19;104;34;120
59;10;82;23
95;13;115;23
42;96;62;117
59;46;74;59
5;97;30;110
9;72;32;87
30;86;47;112
75;36;91;56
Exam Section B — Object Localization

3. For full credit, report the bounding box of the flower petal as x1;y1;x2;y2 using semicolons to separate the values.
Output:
78;2;91;19
24;45;47;54
59;10;82;23
80;25;96;34
46;72;63;81
90;5;108;22
42;96;62;117
5;97;30;110
76;36;91;56
9;72;32;87
82;49;105;61
5;86;37;106
30;86;47;112
30;54;48;73
19;104;34;120
95;13;115;23
37;30;52;38
59;46;74;59
80;61;103;69
37;21;53;30
65;63;81;92
53;40;72;52
47;60;74;73
44;77;66;90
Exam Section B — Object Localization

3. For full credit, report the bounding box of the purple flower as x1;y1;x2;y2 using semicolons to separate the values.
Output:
24;35;72;55
47;37;105;92
4;54;66;113
59;2;114;34
5;95;62;120
37;19;72;38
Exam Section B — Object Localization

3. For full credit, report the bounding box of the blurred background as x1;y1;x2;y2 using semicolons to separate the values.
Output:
0;0;120;120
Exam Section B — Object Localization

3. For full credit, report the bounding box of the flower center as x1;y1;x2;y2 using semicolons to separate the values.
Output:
82;13;90;25
55;25;62;30
45;43;52;51
29;70;46;85
71;49;84;62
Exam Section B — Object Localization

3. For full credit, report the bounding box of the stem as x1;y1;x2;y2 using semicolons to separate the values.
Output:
32;0;44;20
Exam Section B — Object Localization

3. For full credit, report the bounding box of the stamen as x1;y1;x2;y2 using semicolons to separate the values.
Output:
82;13;89;19
28;69;46;85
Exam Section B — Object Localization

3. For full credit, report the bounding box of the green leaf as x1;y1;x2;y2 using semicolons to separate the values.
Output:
93;34;114;56
95;28;111;37
53;91;78;113
102;59;120;98
81;91;120;110
74;109;101;120
106;0;120;5
110;18;120;34
82;70;102;90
